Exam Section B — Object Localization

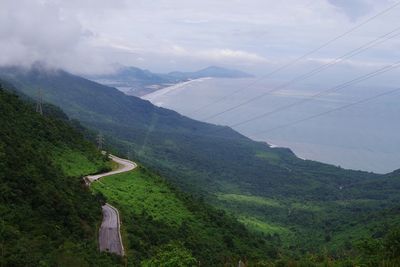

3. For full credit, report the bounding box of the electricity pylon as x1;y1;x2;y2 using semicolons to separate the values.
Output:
96;133;105;150
36;88;43;115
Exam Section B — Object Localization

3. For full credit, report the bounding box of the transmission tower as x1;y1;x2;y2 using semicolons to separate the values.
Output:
36;88;43;115
96;133;105;150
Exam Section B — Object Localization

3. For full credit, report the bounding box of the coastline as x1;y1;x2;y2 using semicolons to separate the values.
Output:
141;77;212;105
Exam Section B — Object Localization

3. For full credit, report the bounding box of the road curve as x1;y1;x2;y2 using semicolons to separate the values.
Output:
87;155;137;183
86;154;137;256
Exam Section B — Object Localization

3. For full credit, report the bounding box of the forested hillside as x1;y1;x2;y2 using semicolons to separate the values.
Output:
0;85;120;266
1;66;399;264
0;82;279;266
0;66;382;197
91;165;278;266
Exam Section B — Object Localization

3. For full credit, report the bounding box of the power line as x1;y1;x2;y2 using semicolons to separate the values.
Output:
252;87;400;135
190;1;400;116
229;60;400;128
203;59;400;136
203;28;400;121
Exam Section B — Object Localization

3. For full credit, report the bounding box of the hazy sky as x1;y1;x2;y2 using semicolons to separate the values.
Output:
1;0;399;78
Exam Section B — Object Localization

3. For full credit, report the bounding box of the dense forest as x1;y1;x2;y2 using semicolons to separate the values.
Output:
0;85;121;266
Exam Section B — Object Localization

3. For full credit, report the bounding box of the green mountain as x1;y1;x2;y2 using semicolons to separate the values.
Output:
0;65;379;197
0;82;282;266
0;83;120;266
1;65;399;264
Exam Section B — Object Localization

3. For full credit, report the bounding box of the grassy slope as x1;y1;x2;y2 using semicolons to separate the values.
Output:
53;146;112;177
93;169;193;225
0;86;121;266
91;165;279;266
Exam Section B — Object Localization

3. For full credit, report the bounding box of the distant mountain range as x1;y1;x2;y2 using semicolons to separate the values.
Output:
87;65;253;96
166;65;253;80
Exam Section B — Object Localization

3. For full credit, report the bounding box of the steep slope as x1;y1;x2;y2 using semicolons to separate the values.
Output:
0;65;380;197
1;65;399;256
0;66;242;139
0;85;120;266
91;165;278;266
0;81;276;266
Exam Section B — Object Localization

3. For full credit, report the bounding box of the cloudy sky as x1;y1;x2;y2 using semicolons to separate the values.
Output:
1;0;399;77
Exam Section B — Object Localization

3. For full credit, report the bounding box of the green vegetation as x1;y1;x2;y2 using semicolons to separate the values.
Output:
0;86;120;266
141;242;197;267
216;189;400;266
218;193;283;208
238;216;291;236
53;146;112;177
92;165;400;266
93;168;193;225
1;67;400;265
92;166;278;266
255;150;281;163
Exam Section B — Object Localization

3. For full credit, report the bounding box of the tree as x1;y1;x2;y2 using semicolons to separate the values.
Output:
142;242;197;267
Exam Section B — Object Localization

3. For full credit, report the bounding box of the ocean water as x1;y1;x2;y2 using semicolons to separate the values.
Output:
142;78;400;174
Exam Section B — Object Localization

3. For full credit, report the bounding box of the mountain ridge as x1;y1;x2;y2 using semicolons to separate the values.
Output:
87;65;253;96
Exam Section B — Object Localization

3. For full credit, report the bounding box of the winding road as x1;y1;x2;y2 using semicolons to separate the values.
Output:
87;155;137;182
86;154;137;256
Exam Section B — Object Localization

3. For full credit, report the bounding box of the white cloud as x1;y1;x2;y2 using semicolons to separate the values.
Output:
0;0;399;77
0;0;115;74
198;49;267;63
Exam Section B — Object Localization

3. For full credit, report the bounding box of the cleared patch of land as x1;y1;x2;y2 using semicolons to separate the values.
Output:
53;147;110;177
238;216;291;236
92;167;193;226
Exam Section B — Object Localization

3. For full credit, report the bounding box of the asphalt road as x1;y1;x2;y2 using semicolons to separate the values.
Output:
86;154;137;256
99;204;124;255
87;155;137;183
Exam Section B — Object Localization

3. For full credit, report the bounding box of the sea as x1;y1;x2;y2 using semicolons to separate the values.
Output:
142;77;400;174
